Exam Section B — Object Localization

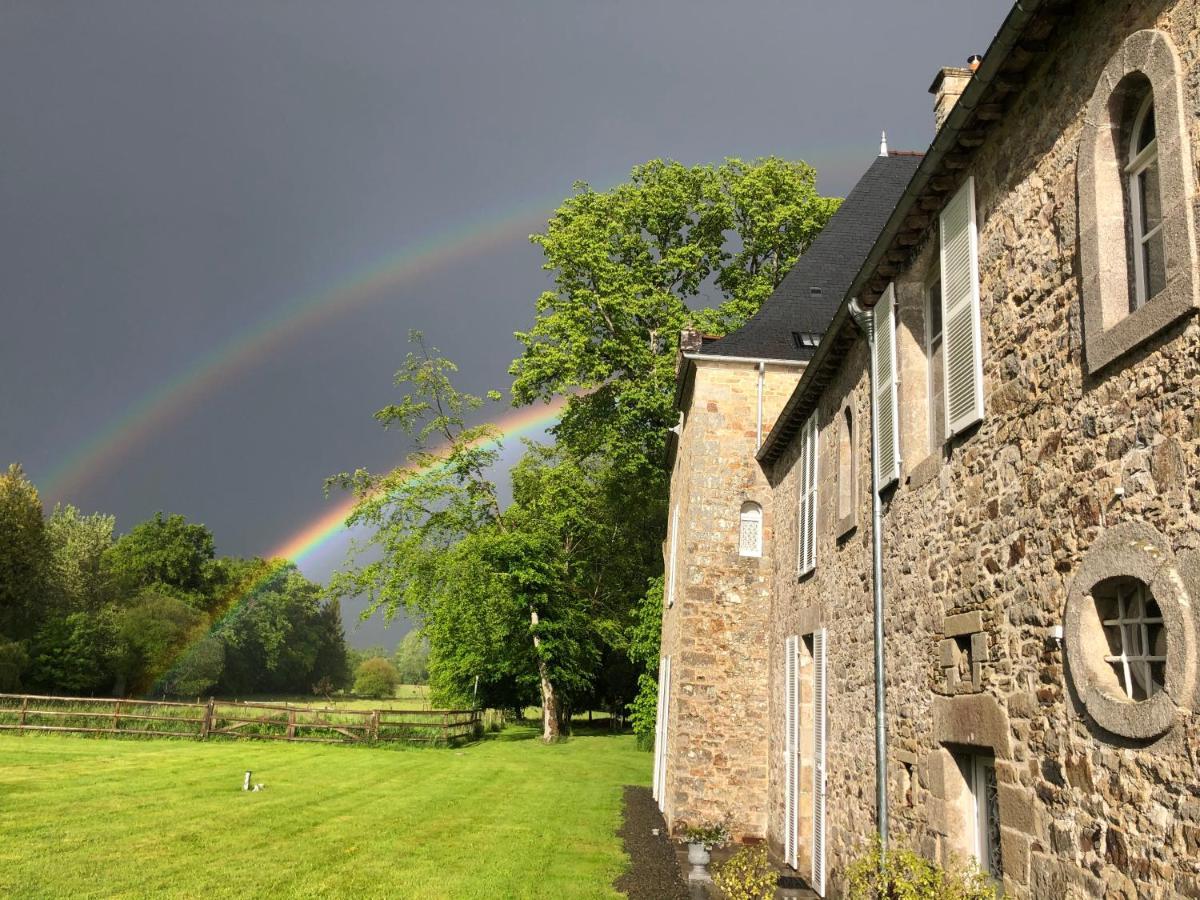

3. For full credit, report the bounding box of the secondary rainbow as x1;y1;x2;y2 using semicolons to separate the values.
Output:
37;191;577;502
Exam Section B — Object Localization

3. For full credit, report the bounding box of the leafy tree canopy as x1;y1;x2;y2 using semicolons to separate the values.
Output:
105;512;216;606
511;157;839;473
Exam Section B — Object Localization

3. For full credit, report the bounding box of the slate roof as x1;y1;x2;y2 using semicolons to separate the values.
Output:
697;151;923;362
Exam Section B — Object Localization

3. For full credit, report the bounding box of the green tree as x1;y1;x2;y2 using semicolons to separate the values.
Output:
394;630;429;685
213;561;346;696
627;576;664;749
509;157;838;743
112;588;204;695
353;656;398;699
511;157;839;474
0;464;49;643
105;512;215;607
28;612;116;695
45;504;115;613
0;638;29;692
333;336;593;739
160;634;225;698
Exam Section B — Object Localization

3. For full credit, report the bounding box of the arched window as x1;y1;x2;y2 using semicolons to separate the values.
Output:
1126;89;1164;310
1078;29;1198;374
738;501;762;558
837;407;854;523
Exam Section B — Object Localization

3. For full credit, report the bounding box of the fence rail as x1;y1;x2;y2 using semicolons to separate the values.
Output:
0;693;482;747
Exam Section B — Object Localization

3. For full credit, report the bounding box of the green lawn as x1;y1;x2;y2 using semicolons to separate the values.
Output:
0;726;649;899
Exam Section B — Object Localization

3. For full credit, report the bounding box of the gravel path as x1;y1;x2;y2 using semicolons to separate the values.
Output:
613;785;690;900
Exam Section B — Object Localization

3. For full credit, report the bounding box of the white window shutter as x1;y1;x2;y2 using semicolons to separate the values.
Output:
784;636;799;869
666;505;680;607
939;177;985;438
797;414;818;576
651;655;666;803
873;283;901;488
656;656;672;811
812;628;828;898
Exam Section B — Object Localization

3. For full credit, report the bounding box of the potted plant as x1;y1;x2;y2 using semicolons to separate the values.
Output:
682;822;730;882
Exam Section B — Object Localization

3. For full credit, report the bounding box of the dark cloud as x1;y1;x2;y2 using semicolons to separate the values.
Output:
0;1;1007;646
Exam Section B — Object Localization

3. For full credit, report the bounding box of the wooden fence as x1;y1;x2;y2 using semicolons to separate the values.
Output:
0;693;481;746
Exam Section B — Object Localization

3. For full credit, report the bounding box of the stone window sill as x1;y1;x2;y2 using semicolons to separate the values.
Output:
835;513;856;541
906;453;944;490
1083;281;1199;375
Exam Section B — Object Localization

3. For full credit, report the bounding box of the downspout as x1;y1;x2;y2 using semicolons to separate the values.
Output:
848;297;889;852
756;361;765;450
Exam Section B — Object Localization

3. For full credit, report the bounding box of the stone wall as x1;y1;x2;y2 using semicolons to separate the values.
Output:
659;357;801;839
765;0;1200;896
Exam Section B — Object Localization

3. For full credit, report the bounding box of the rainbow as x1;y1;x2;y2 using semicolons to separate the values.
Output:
152;396;569;689
270;396;568;564
37;189;591;502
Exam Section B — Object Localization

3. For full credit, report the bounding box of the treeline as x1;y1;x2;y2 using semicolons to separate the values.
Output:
0;464;349;698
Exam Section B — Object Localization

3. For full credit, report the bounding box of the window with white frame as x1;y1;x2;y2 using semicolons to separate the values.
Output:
738;501;762;557
954;752;1001;882
1095;577;1166;700
796;413;818;576
1077;29;1198;374
1126;88;1166;310
666;504;680;607
926;274;946;452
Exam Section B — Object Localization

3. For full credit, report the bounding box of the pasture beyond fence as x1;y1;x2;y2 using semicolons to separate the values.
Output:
0;693;482;746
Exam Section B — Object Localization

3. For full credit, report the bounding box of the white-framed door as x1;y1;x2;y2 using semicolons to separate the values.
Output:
653;656;672;811
784;635;800;869
811;628;827;897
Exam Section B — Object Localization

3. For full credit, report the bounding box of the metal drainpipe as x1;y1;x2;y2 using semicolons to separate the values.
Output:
848;297;889;852
756;361;765;450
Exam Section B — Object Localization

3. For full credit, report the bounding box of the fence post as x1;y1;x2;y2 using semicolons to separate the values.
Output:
113;699;122;734
370;710;380;743
286;709;296;740
18;696;27;732
201;698;215;740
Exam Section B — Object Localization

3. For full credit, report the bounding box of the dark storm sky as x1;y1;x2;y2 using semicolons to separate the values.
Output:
0;1;1008;646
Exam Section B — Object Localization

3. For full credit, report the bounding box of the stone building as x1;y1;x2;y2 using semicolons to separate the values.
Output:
653;151;920;838
654;1;1200;897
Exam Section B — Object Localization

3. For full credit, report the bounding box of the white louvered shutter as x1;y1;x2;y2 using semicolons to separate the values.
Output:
873;283;901;488
939;177;984;438
651;656;666;803
656;656;672;811
666;505;679;607
812;628;828;898
797;414;818;576
784;635;799;869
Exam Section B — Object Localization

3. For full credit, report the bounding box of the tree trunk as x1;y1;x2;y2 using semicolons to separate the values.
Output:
530;606;560;743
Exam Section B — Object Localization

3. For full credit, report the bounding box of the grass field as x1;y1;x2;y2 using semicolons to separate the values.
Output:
225;683;435;711
0;725;650;899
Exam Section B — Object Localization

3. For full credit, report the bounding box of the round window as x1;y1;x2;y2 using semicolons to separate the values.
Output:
1064;524;1196;740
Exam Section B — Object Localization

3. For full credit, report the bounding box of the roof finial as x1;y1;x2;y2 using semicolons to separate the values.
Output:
879;130;888;157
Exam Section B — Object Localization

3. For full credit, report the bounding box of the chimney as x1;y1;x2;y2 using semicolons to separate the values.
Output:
929;62;975;132
679;329;703;353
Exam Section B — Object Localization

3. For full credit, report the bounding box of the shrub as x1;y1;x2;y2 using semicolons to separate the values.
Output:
712;845;776;900
682;822;730;849
845;838;997;900
0;638;29;691
353;657;399;699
